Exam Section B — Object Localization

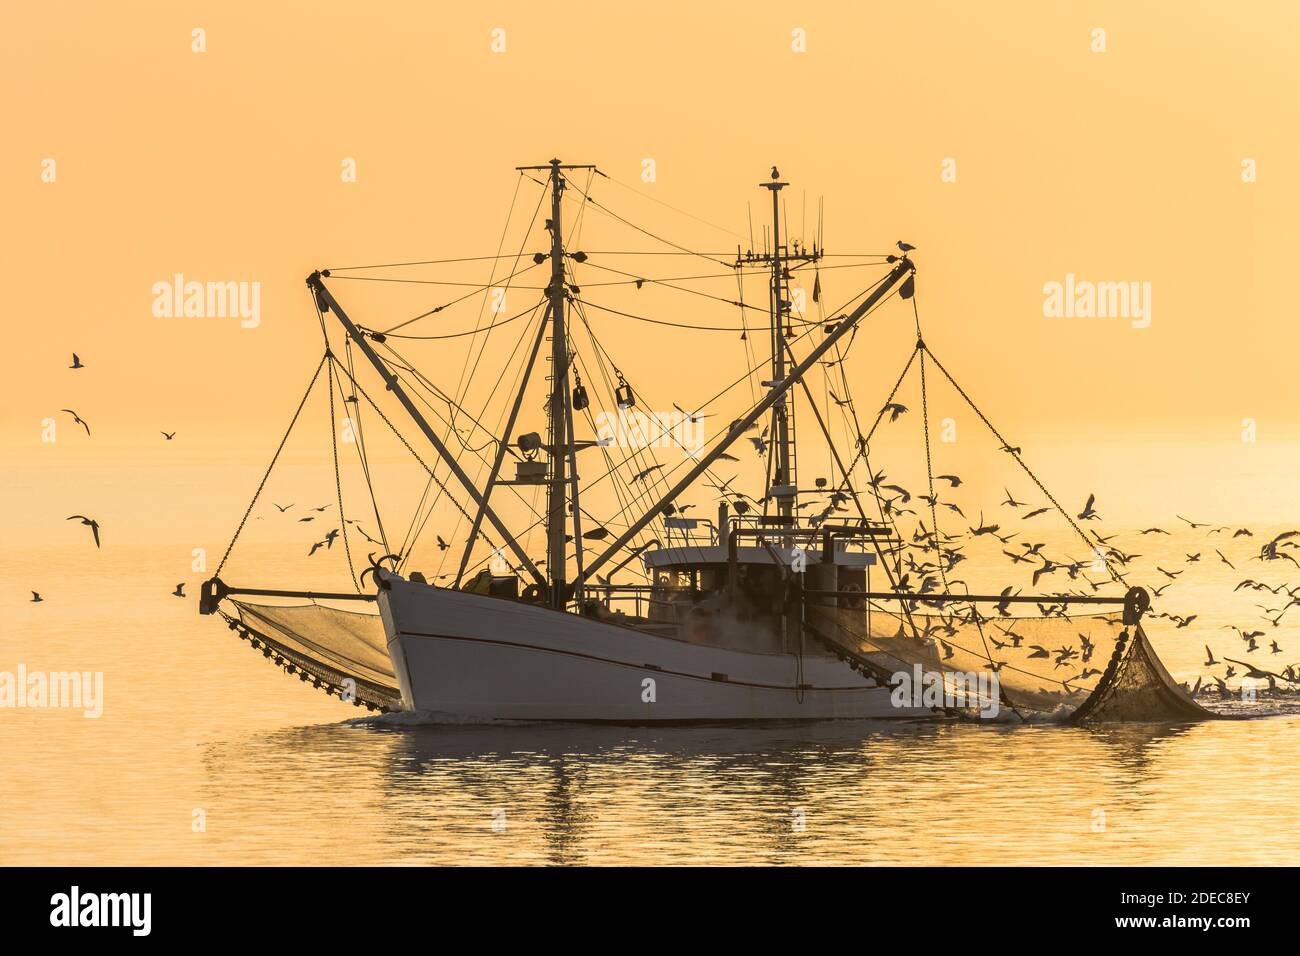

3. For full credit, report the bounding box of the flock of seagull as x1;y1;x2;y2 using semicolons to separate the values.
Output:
27;354;180;605
843;467;1300;700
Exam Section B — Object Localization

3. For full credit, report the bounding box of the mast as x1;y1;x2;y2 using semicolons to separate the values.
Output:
743;168;820;530
765;175;793;525
546;160;569;608
517;159;595;609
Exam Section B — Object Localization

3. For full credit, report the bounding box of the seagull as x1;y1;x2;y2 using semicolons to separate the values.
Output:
1225;658;1286;681
771;166;780;180
1032;559;1057;587
633;464;664;482
999;444;1022;455
272;503;293;512
61;409;91;436
896;241;916;253
436;535;449;551
30;591;43;603
1076;494;1100;521
161;431;176;441
69;353;84;369
672;403;709;423
66;515;101;548
308;540;326;557
172;583;185;597
881;402;908;422
1224;625;1265;642
1001;488;1027;508
346;522;382;545
324;528;340;548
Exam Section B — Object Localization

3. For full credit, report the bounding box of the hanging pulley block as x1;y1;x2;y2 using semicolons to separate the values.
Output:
615;375;635;409
572;378;589;411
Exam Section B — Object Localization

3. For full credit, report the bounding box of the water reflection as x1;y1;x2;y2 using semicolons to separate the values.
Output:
195;715;1300;866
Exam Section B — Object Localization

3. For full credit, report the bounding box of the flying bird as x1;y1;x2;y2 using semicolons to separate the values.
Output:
30;591;43;603
1001;488;1027;508
61;409;91;436
1076;494;1100;521
172;583;185;597
69;353;84;369
66;515;100;548
161;431;176;440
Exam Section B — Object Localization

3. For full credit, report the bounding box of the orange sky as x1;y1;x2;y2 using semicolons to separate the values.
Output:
4;1;1299;568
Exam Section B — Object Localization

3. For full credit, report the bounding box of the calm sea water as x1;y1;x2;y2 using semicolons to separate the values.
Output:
3;536;1298;866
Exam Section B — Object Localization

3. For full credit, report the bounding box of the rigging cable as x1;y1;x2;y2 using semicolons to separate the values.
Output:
325;354;362;593
340;337;391;552
922;345;1127;587
214;353;328;577
330;360;504;557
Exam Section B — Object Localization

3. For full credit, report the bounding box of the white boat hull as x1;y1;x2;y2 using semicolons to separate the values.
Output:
377;575;928;722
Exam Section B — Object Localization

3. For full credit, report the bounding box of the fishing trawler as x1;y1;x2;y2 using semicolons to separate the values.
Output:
199;159;1217;725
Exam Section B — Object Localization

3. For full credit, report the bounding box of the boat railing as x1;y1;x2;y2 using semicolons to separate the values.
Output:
583;582;703;625
660;514;897;554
